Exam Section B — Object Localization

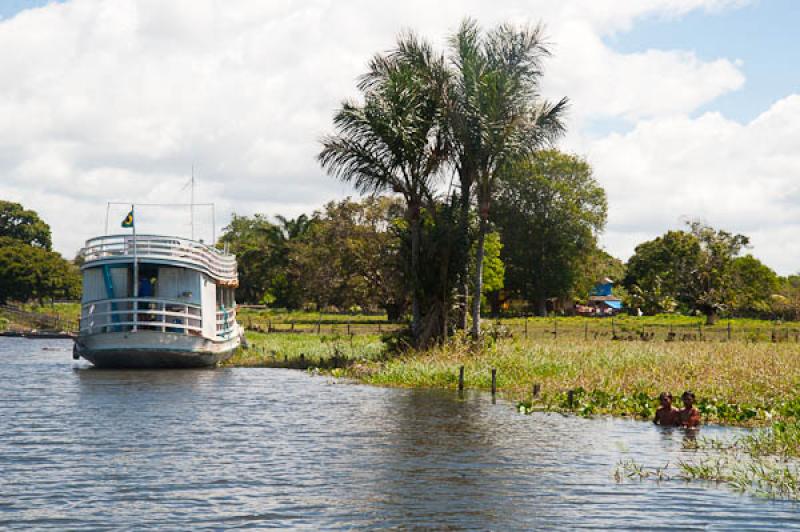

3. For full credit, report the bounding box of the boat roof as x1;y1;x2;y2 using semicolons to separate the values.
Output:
80;234;238;286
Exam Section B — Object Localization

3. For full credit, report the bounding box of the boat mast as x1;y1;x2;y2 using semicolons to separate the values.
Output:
132;203;138;332
190;165;195;241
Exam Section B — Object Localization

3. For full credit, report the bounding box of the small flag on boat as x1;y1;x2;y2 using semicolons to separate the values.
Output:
121;209;134;228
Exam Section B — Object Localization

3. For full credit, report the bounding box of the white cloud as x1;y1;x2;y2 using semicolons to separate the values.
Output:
5;0;795;275
589;95;800;274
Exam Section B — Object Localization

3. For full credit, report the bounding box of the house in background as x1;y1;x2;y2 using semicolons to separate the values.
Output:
577;277;623;316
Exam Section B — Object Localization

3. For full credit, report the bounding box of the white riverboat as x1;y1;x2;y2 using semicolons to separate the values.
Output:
73;234;243;368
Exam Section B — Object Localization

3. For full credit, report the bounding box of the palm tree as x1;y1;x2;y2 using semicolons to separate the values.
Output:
447;18;568;337
318;33;449;339
275;214;312;242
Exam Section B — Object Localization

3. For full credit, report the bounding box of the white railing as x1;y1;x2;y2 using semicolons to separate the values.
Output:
216;306;237;339
81;234;238;283
80;298;203;336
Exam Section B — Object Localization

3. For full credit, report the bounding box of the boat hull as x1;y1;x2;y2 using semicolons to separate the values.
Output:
74;329;241;369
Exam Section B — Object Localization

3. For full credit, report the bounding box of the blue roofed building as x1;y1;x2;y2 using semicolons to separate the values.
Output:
582;278;623;316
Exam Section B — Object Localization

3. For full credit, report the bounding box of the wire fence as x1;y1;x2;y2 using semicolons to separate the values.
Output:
242;315;800;343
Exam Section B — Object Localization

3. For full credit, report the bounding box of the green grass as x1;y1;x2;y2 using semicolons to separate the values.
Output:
225;330;387;370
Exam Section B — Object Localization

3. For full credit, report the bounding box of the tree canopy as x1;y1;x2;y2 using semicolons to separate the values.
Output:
0;201;80;304
493;150;606;315
0;200;52;250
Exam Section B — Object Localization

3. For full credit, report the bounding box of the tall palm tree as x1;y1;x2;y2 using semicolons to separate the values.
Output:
318;33;449;338
447;18;568;337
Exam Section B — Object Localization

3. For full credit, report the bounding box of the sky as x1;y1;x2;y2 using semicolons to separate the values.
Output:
0;0;798;274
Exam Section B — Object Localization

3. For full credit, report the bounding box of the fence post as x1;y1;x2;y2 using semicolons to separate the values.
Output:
458;365;465;392
727;320;732;341
584;321;588;341
568;389;575;408
533;383;541;398
698;321;702;340
491;368;497;395
524;316;528;339
553;318;558;339
611;318;616;338
347;320;351;336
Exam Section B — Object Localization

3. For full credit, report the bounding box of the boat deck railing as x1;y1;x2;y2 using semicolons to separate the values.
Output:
81;298;239;339
216;306;237;339
81;235;238;284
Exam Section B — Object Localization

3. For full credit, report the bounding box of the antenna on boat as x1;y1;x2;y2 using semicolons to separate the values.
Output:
190;165;195;241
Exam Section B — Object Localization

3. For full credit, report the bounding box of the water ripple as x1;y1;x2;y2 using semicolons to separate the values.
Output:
1;338;799;530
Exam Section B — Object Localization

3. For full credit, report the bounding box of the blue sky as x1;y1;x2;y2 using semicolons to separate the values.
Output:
606;0;800;126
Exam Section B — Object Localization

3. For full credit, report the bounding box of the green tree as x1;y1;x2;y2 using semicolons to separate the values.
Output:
289;197;406;316
218;214;286;305
0;237;80;304
447;19;568;336
624;230;702;314
318;33;449;340
624;222;749;323
729;254;779;317
0;200;52;249
493;151;606;316
474;231;505;315
687;222;749;324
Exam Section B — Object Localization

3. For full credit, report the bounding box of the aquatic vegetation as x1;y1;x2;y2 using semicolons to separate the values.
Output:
345;334;800;427
616;422;800;500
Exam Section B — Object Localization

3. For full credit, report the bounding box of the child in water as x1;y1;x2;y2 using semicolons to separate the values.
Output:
653;392;678;425
677;391;701;428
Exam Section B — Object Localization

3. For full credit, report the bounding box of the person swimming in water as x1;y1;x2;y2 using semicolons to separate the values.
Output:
653;392;678;426
677;391;701;428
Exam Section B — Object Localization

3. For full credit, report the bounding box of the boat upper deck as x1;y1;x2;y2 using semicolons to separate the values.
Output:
80;234;238;285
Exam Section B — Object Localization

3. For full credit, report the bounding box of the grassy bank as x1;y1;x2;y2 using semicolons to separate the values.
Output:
226;331;387;369
235;331;800;427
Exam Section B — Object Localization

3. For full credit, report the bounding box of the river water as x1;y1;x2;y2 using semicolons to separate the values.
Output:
1;338;799;530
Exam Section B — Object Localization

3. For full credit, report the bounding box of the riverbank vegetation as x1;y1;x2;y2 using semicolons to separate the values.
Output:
234;330;800;428
617;421;800;500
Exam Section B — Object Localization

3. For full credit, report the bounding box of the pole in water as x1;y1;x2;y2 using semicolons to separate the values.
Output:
491;368;497;395
458;365;465;392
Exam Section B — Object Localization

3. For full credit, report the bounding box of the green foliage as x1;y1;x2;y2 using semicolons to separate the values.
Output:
625;222;750;322
289;197;406;316
479;232;505;295
0;237;80;304
0;200;79;304
447;19;568;334
0;200;52;250
493;150;607;315
318;32;450;340
730;254;780;316
218;214;289;305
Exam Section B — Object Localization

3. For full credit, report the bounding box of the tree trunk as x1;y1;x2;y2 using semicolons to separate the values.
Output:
409;208;421;341
705;310;718;326
456;174;472;330
471;211;489;338
534;298;547;317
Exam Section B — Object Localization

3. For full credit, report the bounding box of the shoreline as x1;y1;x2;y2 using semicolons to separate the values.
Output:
228;331;800;429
